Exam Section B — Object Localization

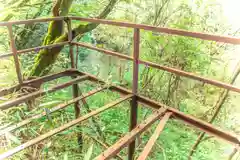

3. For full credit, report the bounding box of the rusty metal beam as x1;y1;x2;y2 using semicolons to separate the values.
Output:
139;60;240;93
137;112;172;160
0;52;13;59
71;42;240;94
0;16;239;44
128;28;140;160
70;16;240;44
72;71;240;147
0;94;132;159
0;86;107;136
137;95;240;146
0;69;82;97
0;42;69;59
95;107;167;160
17;42;69;54
72;42;133;61
0;84;21;97
23;69;81;85
0;17;65;26
0;75;88;110
67;17;83;147
85;134;124;160
7;25;23;84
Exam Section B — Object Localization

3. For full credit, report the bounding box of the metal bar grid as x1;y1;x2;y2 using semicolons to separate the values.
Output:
128;28;140;160
7;25;23;84
95;107;167;160
136;112;172;160
72;42;240;94
0;17;239;160
0;94;132;159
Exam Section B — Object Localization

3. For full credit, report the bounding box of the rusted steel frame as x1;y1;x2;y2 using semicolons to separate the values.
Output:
0;69;81;97
0;75;88;110
0;53;13;59
0;17;65;26
95;108;167;160
0;42;69;59
72;71;240;147
71;42;240;94
139;60;240;94
70;16;240;44
67;17;83;146
128;28;140;160
23;69;79;84
72;42;133;61
7;25;23;84
137;95;240;146
67;18;75;68
137;112;172;160
0;94;132;160
85;134;124;160
71;70;133;95
0;86;107;136
0;84;21;97
1;16;239;44
17;41;69;54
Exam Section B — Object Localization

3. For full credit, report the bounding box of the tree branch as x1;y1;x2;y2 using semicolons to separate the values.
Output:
72;0;118;39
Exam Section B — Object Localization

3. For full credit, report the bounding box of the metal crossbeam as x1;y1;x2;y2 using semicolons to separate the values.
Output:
0;16;239;160
0;86;107;136
0;75;88;110
137;112;172;160
95;107;167;160
0;95;132;159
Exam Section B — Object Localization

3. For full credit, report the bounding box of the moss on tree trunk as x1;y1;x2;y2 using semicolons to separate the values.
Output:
29;0;118;77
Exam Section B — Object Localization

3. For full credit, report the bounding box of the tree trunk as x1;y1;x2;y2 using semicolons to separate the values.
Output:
29;0;118;77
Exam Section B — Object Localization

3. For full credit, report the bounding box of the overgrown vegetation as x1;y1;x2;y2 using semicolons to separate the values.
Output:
0;0;240;159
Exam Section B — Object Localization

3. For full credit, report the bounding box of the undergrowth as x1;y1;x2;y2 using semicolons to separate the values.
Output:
0;75;233;160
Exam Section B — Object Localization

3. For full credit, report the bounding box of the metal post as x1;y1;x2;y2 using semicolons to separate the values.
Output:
7;25;23;84
66;17;82;147
128;28;140;160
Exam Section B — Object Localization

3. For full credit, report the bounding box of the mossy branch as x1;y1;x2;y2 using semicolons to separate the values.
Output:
29;0;118;77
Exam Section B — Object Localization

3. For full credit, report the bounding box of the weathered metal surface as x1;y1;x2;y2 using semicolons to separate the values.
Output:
0;94;132;159
0;16;239;160
70;16;240;44
0;75;88;110
17;42;69;54
137;95;240;146
7;25;23;84
95;107;167;160
137;112;172;160
72;42;240;94
72;42;133;61
0;86;106;136
139;60;240;93
0;42;69;59
0;17;65;26
86;134;124;160
67;18;75;69
1;16;240;44
0;69;79;97
74;71;240;146
128;28;140;160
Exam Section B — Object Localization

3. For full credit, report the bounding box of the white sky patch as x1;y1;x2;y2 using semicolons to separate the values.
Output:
220;0;240;29
0;4;3;18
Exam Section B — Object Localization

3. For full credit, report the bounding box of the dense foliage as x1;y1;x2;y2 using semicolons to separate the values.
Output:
0;0;239;159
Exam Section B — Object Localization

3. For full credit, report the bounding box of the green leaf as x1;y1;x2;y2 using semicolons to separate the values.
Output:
39;101;60;107
6;132;21;145
63;153;68;160
84;144;94;160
